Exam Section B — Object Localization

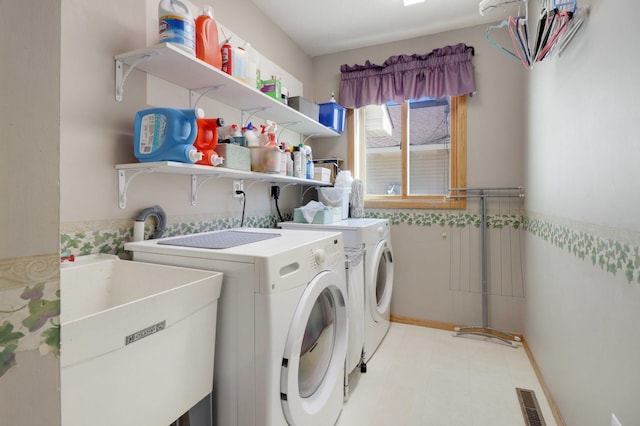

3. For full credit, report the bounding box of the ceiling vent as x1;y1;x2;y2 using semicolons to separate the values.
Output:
364;104;393;137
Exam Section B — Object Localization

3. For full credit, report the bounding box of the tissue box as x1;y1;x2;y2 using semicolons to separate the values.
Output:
214;144;250;171
288;97;319;121
258;78;282;101
293;208;334;224
318;102;346;133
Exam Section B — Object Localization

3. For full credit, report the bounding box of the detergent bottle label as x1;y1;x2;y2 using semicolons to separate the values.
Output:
159;15;195;52
138;113;167;154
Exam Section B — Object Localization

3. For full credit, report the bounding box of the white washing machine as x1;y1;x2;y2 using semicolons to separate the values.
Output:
125;228;347;426
279;219;394;363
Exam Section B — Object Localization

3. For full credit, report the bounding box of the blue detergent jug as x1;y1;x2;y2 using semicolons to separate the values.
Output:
134;108;204;163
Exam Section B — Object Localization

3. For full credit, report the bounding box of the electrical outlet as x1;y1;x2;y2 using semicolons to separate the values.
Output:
612;413;622;426
232;180;244;199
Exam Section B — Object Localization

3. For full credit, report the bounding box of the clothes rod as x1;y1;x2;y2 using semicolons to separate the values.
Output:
449;186;523;192
448;194;524;199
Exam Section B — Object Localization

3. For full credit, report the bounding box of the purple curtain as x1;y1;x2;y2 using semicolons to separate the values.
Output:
338;43;475;109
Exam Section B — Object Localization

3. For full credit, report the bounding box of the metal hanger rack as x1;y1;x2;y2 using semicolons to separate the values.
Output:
448;186;525;347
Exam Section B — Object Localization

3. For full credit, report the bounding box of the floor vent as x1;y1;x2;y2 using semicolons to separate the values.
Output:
516;387;546;426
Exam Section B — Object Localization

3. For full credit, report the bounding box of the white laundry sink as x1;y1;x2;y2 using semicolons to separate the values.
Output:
60;254;223;426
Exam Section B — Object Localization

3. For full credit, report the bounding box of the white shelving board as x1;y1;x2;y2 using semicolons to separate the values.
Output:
115;43;339;138
116;161;332;208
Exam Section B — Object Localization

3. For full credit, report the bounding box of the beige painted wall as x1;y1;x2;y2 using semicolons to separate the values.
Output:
524;0;640;424
310;25;528;332
0;1;62;425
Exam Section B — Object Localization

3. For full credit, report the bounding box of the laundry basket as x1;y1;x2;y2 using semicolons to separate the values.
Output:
318;187;350;219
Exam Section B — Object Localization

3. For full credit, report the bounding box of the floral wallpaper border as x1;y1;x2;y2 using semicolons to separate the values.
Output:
60;213;292;257
365;209;640;285
523;215;640;284
59;209;640;285
0;253;60;378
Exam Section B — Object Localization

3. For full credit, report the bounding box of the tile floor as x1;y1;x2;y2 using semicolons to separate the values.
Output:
336;322;557;426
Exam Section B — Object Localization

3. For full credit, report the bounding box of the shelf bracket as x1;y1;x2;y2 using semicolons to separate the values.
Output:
302;185;319;200
246;179;268;191
241;107;269;127
118;167;154;208
190;85;225;109
303;133;320;143
277;121;299;139
191;174;220;206
115;53;156;102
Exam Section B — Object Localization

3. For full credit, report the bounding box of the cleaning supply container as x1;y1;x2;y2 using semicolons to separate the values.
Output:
134;107;204;163
195;5;222;69
194;117;224;166
319;102;346;132
158;0;196;55
60;254;223;426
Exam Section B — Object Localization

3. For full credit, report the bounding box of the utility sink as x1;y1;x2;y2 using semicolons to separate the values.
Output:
60;254;223;426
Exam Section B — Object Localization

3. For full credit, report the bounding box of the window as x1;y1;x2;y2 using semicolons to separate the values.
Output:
348;95;467;209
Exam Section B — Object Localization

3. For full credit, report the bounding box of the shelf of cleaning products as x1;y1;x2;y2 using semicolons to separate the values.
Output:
116;161;331;209
115;43;340;138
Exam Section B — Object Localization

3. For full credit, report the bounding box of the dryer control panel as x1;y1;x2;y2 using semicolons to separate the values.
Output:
258;234;345;294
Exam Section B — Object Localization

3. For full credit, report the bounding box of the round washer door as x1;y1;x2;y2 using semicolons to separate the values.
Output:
367;240;394;323
280;269;347;425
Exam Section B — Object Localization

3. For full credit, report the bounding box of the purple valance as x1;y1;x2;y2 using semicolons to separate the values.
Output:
338;43;476;109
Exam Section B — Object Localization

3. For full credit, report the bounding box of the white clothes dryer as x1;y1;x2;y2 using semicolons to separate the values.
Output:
125;228;347;426
279;219;394;363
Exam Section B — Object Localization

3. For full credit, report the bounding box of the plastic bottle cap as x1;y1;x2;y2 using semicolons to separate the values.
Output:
211;155;224;165
195;108;205;118
201;5;214;17
189;149;204;162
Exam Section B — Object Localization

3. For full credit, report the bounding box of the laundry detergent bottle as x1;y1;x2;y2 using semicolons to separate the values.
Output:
195;6;222;69
159;0;196;55
134;107;204;163
194;117;224;166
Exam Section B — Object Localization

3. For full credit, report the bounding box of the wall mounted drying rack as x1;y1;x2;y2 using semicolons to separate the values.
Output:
448;186;525;347
116;162;331;209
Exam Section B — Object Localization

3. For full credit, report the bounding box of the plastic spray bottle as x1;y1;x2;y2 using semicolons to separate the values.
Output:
244;123;259;147
195;6;222;69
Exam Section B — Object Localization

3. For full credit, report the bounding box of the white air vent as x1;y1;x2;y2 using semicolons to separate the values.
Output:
364;104;393;137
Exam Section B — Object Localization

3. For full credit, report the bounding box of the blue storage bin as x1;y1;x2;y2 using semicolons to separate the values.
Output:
318;102;346;133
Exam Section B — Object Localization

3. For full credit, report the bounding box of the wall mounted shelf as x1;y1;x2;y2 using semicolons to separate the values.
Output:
114;43;340;137
116;162;331;209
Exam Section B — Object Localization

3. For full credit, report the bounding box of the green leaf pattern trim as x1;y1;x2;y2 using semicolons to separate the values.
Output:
0;283;60;378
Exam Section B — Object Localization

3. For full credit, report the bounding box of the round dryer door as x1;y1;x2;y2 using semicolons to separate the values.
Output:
367;240;394;322
280;269;347;425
